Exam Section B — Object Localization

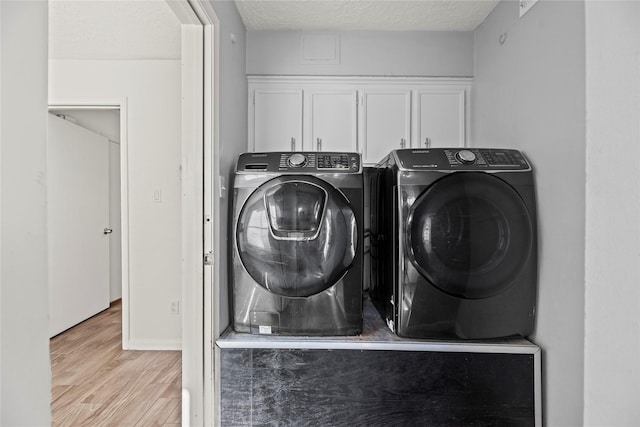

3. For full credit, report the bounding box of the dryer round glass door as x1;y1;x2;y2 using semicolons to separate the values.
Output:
407;172;533;299
236;175;357;297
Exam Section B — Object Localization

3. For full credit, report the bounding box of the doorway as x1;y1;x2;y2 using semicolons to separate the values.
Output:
47;107;123;337
48;1;217;424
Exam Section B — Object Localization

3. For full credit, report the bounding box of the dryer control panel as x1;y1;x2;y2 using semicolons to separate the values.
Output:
237;152;361;173
395;148;530;171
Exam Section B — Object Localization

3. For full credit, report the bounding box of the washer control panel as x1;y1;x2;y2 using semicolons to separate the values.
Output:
317;154;351;169
237;152;361;173
396;148;530;171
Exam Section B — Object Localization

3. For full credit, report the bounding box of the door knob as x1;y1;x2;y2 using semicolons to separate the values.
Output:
104;228;113;235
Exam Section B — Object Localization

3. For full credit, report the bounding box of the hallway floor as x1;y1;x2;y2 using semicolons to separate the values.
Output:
50;300;182;426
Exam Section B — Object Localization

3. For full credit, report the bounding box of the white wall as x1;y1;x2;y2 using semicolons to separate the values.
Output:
207;0;248;336
472;1;586;425
247;30;474;76
584;2;640;425
0;1;51;425
49;60;183;349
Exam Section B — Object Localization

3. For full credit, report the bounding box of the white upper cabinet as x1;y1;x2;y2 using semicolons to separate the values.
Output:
360;89;411;165
305;89;358;152
414;89;466;149
250;88;303;152
247;77;471;162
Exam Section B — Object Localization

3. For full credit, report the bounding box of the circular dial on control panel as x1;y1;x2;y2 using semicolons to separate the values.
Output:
456;150;477;164
288;153;307;167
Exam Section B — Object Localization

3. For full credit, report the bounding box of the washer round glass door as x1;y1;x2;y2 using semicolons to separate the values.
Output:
236;175;357;297
407;172;533;299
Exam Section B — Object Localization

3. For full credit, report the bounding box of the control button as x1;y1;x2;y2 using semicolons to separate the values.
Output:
288;153;307;167
456;150;477;164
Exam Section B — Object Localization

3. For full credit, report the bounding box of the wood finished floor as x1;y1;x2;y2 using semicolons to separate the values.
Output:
50;300;182;426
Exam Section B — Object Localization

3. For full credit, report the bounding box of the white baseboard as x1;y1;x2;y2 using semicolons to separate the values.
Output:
126;339;182;351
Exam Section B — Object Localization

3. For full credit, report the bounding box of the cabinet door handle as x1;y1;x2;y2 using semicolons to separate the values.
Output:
291;137;296;151
317;138;322;151
400;138;406;149
425;137;431;148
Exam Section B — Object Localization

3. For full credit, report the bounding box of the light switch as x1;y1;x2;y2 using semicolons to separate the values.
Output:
153;189;162;203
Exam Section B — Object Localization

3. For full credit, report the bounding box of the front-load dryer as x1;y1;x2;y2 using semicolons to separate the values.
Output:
370;148;537;339
231;151;363;336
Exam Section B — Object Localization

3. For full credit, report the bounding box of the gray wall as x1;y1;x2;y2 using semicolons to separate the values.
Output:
0;1;52;425
584;2;640;424
208;0;247;336
247;31;474;76
472;1;586;425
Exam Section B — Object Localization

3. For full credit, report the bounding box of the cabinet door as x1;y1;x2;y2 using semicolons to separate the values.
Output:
414;90;466;148
305;90;357;152
251;89;303;152
360;90;411;165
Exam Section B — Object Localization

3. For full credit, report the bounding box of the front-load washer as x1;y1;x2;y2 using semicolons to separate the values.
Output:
370;148;538;339
231;151;363;336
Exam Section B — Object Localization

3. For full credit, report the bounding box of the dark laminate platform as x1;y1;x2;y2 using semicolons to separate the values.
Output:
216;299;542;426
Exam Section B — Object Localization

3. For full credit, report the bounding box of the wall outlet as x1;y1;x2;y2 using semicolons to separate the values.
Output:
519;0;539;18
170;300;180;315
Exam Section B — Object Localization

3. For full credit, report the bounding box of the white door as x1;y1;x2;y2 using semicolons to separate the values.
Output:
360;89;411;165
414;90;466;148
305;89;358;152
251;89;303;152
48;113;110;337
109;140;122;301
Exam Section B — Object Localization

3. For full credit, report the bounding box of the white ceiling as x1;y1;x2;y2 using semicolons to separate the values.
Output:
49;0;499;60
234;0;500;31
49;0;182;60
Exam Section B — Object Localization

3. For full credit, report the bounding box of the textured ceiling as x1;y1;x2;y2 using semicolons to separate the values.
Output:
234;0;501;31
49;0;181;60
49;0;500;60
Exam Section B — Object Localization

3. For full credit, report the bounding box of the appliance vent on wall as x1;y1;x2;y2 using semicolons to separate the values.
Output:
519;0;539;18
301;33;340;65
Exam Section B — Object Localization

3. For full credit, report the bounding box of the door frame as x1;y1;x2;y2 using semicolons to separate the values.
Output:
47;98;131;345
167;1;219;425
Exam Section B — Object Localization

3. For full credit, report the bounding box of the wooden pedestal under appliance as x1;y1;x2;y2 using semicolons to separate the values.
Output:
216;299;542;426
